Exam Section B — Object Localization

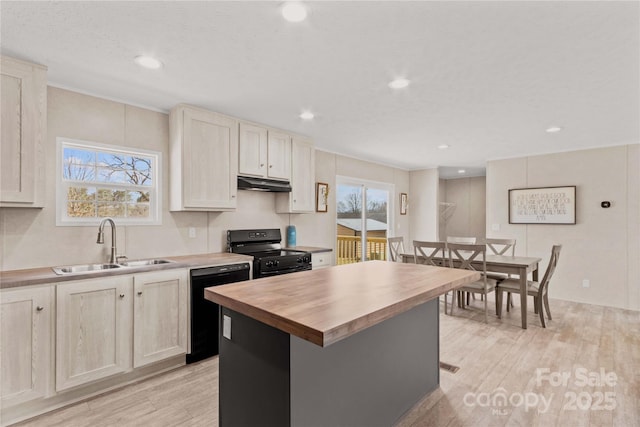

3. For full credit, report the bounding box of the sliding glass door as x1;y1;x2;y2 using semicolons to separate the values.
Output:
336;177;393;265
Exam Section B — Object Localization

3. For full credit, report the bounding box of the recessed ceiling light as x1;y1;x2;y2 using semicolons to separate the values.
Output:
299;111;314;120
458;169;466;174
388;78;410;89
546;126;562;133
437;144;450;150
134;55;163;70
282;2;307;22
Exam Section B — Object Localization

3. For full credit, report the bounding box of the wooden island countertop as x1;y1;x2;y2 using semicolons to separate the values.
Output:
205;260;480;347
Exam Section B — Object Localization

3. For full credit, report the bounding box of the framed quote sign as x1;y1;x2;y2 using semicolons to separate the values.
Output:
509;186;576;224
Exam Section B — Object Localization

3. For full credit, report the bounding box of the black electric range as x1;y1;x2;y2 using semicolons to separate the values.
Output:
227;229;311;278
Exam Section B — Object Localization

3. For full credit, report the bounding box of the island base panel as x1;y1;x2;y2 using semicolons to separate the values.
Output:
219;300;439;427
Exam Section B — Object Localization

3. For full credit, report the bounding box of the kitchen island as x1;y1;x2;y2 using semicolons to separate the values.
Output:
205;260;480;427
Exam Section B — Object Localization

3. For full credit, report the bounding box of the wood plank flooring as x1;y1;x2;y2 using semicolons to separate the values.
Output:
12;296;639;427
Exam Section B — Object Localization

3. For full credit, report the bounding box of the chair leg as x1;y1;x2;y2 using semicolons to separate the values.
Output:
451;290;456;315
533;296;539;314
506;293;511;313
484;294;488;323
496;290;503;319
467;292;471;305
537;295;546;328
543;294;552;320
509;292;514;307
443;293;448;315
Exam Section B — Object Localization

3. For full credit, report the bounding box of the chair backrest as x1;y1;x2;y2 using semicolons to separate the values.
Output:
479;238;516;256
387;237;405;262
413;241;446;266
446;243;487;272
446;236;476;244
539;245;562;296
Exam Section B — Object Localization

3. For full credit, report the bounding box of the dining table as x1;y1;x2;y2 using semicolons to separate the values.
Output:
400;252;542;329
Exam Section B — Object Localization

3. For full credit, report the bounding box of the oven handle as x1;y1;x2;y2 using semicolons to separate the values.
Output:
258;265;311;277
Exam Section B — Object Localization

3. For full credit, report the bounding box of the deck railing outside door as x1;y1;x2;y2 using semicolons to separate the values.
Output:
336;235;388;264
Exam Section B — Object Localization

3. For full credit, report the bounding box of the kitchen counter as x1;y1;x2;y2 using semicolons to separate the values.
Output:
284;246;332;253
205;261;479;427
0;252;253;289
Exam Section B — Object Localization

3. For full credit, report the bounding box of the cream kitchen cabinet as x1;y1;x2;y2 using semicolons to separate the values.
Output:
56;276;132;391
312;252;333;270
170;104;238;211
238;122;291;180
0;285;53;407
0;56;47;208
133;269;188;368
276;137;315;213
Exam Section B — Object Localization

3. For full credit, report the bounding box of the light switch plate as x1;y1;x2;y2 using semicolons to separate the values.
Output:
188;227;196;238
223;315;231;339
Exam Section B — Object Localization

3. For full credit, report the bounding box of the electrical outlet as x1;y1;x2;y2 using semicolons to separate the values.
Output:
582;279;590;288
188;227;196;238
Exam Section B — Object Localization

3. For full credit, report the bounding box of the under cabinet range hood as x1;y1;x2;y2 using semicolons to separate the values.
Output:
237;176;292;192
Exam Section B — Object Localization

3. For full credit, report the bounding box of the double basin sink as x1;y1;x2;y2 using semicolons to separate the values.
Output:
52;259;173;275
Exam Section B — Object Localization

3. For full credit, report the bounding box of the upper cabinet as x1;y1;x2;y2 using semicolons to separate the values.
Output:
169;104;238;211
0;56;47;208
276;137;315;213
238;123;290;181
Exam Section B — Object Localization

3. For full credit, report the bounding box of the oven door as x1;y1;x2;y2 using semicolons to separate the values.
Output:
256;264;311;278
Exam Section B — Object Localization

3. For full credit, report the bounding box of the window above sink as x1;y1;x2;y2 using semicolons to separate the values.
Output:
56;138;162;226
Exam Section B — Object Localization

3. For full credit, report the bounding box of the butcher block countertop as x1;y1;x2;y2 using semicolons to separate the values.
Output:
205;260;480;347
0;252;252;289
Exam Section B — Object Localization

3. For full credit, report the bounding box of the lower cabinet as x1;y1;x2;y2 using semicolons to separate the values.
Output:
312;252;333;269
55;276;132;392
133;269;188;368
55;269;188;391
0;285;52;407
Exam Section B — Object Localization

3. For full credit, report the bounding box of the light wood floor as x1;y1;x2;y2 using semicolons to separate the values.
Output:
13;296;640;427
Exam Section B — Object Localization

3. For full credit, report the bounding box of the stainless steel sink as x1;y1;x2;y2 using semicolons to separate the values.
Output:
52;263;123;275
119;259;173;267
52;259;173;275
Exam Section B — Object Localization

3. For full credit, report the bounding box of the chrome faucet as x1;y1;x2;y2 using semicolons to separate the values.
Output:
97;217;118;264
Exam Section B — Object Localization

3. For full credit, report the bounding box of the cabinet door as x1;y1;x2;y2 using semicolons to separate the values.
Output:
1;286;52;407
312;252;333;270
182;107;238;210
56;276;132;391
267;131;291;180
290;137;315;212
0;56;46;207
133;270;188;368
238;123;268;177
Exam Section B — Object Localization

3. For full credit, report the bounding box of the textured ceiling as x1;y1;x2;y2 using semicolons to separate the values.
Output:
1;1;638;177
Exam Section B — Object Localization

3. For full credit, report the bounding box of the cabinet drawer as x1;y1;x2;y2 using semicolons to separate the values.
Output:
312;252;333;270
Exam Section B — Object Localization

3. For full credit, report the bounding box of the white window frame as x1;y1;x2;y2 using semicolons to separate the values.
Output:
336;175;395;262
56;138;162;226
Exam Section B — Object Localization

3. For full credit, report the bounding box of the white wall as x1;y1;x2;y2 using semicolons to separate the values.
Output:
408;168;440;249
486;145;640;311
0;88;410;270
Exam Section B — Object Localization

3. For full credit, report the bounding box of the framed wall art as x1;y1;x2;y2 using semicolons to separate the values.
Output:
400;193;408;215
316;182;328;212
508;186;576;224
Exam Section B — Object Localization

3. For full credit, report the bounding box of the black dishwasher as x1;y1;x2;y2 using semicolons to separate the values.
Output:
187;263;250;364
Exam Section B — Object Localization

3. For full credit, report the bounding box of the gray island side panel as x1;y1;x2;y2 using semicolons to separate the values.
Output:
290;299;439;427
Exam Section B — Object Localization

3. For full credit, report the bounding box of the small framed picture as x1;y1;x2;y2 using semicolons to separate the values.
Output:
400;193;408;215
316;182;329;212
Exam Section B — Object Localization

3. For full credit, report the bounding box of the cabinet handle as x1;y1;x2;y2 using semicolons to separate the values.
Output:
232;195;236;198
36;306;44;312
137;291;143;296
260;163;265;167
269;165;273;168
119;294;125;298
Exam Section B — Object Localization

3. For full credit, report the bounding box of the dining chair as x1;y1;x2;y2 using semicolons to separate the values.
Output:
447;243;498;323
496;245;562;328
387;237;405;262
479;237;517;307
413;240;449;312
